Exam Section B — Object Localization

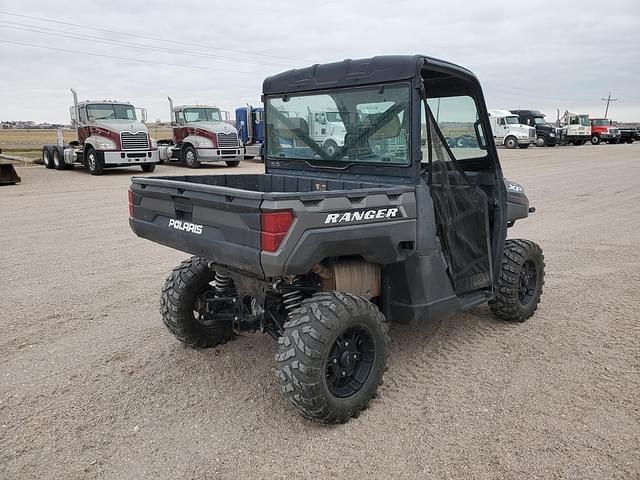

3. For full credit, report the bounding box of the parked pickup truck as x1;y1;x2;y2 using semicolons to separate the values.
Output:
129;55;545;423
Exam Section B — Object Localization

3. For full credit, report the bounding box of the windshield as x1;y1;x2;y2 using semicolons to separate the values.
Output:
505;116;520;125
579;115;590;126
592;119;610;126
266;83;410;165
533;117;545;125
183;108;222;122
87;104;136;121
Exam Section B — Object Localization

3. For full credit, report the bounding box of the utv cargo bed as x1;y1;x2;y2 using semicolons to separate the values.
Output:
129;174;417;277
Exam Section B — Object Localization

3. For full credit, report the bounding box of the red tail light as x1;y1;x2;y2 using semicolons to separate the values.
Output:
261;210;294;252
128;188;134;217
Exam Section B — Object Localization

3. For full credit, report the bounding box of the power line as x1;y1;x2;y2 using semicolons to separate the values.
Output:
0;21;294;68
0;39;262;75
601;93;618;118
0;10;309;64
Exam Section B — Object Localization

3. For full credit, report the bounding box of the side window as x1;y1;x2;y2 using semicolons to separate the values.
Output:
79;107;87;123
176;111;185;125
423;95;486;160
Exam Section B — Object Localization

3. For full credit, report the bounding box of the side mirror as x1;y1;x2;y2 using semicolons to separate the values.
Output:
88;116;96;124
240;120;245;126
141;108;148;122
170;122;178;127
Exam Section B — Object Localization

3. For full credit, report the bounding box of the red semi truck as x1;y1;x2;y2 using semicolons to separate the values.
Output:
42;89;159;175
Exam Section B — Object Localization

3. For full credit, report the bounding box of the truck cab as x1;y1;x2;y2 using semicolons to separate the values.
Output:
235;105;264;159
559;111;591;145
488;109;536;149
510;109;560;147
42;89;159;175
157;98;243;168
589;118;621;145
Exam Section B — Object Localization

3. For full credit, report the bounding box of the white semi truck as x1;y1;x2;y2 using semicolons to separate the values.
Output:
42;89;159;175
488;109;536;149
157;98;243;168
559;111;591;145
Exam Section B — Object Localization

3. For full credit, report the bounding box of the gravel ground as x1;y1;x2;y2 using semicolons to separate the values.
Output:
1;146;639;479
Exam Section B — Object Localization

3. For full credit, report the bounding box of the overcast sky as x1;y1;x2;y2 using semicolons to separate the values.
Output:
1;1;639;123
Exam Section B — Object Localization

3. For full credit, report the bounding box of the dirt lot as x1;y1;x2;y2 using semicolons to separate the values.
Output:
1;146;639;479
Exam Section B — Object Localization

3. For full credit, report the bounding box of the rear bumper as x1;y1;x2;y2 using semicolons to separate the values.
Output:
104;150;158;165
196;148;243;162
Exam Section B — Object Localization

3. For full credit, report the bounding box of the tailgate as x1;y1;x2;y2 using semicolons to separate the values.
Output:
129;177;263;275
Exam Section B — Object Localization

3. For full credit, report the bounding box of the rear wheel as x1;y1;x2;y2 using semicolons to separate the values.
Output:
160;257;235;348
53;146;67;170
504;136;518;149
182;145;200;168
141;163;156;173
85;148;104;175
275;291;389;423
490;239;545;322
42;146;55;169
225;160;240;167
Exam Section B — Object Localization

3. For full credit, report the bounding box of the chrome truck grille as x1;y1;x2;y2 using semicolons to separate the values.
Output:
529;129;536;138
610;128;619;135
121;131;149;150
217;132;239;148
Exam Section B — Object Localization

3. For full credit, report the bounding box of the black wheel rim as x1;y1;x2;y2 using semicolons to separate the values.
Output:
518;260;538;306
326;325;375;398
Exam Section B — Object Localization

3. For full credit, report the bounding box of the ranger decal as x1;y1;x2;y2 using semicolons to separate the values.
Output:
324;208;400;224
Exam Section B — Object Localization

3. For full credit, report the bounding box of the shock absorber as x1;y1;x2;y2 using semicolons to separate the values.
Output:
213;272;235;297
282;289;303;318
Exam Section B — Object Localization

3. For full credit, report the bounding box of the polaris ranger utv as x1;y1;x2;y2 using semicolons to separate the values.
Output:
129;55;545;423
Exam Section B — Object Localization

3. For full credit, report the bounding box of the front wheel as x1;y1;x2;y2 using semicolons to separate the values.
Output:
504;136;518;149
322;139;339;156
141;163;156;173
490;239;545;322
225;160;240;167
275;291;389;424
85;148;104;175
182;145;200;169
535;137;546;147
591;135;600;145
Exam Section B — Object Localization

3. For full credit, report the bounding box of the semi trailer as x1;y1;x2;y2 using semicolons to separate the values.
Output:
157;98;243;168
42;89;159;175
235;105;264;159
559;111;591;145
487;109;536;149
510;109;560;147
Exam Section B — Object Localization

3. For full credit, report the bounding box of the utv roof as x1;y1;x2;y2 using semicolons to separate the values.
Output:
262;55;477;95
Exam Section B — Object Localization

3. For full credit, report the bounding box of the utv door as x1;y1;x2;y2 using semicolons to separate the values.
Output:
421;81;495;295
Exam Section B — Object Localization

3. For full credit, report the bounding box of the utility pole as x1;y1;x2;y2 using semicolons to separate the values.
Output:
602;93;618;119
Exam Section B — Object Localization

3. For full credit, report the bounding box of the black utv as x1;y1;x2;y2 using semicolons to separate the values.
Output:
129;55;545;423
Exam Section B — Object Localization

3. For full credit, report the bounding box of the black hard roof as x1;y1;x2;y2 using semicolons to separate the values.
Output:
511;109;545;116
262;55;476;95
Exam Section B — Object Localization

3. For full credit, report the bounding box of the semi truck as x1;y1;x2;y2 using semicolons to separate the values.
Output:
157;98;243;168
487;109;536;149
42;89;159;175
559;111;591;145
129;54;545;423
235;105;264;159
589;118;621;145
510;109;561;147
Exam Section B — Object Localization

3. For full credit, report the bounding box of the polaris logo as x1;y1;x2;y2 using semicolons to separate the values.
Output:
324;208;400;224
168;218;203;235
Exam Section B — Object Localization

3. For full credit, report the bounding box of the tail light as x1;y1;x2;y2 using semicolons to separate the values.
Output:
128;188;134;217
261;210;294;252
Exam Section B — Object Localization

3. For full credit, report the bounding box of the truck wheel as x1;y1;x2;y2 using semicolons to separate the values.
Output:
225;160;240;167
275;291;389;424
53;146;67;170
182;145;200;168
322;139;339;156
518;144;530;149
140;163;156;172
535;137;546;147
504;136;518;149
160;257;235;348
85;148;104;175
591;135;600;145
42;146;55;169
490;239;545;322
